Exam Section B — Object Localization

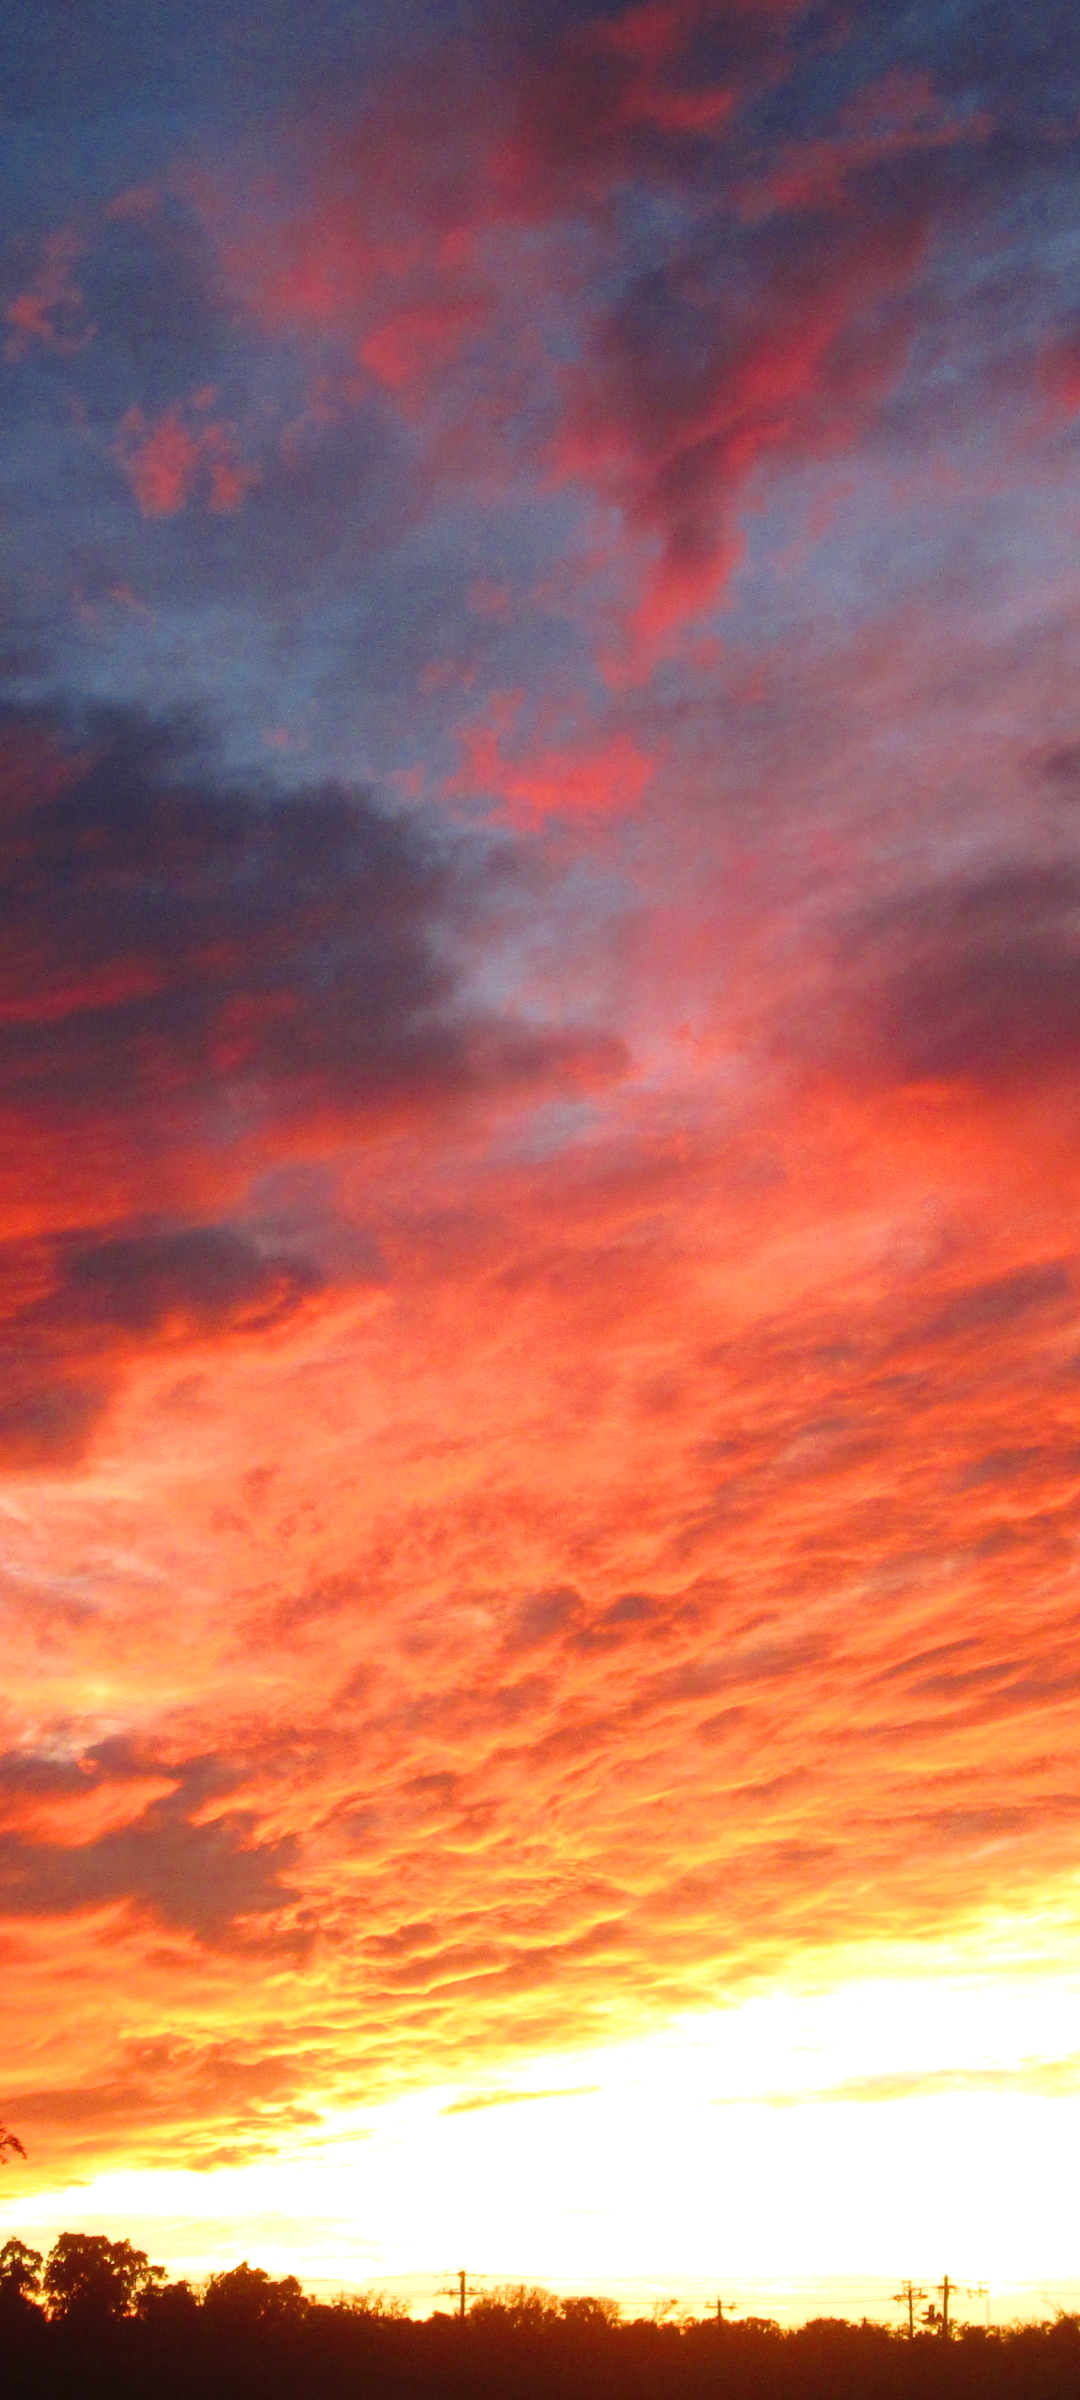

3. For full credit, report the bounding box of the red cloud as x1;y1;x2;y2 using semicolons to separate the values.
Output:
113;394;260;517
493;0;809;212
360;290;490;402
4;227;93;360
1037;324;1080;418
495;0;738;202
192;5;939;667
0;700;623;1463
552;202;928;657
451;695;654;825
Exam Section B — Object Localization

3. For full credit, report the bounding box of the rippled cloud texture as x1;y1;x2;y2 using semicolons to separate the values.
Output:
3;0;1080;2273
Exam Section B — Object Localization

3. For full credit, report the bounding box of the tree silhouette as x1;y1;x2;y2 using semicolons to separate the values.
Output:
0;2238;42;2299
5;2229;1080;2400
43;2232;164;2324
0;2128;25;2165
559;2295;622;2327
202;2260;310;2329
469;2284;561;2328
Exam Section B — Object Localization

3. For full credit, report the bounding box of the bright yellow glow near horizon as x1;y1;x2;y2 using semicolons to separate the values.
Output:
6;1943;1080;2311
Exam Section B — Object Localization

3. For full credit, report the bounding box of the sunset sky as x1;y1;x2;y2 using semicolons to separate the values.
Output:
3;0;1080;2319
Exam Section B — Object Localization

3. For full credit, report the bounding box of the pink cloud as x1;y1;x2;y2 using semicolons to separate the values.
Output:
187;10;940;671
4;228;93;361
550;205;929;662
359;290;489;400
451;695;654;824
112;395;260;517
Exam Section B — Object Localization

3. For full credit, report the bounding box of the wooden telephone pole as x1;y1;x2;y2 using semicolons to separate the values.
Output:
437;2270;483;2320
893;2283;926;2339
921;2276;952;2336
922;2277;988;2338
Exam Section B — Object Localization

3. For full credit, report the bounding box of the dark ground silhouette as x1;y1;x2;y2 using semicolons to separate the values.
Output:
1;2243;1079;2400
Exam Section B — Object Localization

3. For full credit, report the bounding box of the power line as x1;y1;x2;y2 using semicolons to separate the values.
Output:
436;2270;486;2320
919;2277;989;2339
893;2283;927;2339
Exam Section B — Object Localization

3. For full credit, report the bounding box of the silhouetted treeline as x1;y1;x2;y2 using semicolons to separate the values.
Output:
3;2243;1080;2400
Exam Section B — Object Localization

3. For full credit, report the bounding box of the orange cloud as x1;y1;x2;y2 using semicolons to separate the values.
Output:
0;817;1077;2095
5;0;1080;2235
0;701;623;1468
6;1036;1080;2186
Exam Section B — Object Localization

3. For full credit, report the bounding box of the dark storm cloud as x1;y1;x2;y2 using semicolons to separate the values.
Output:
0;700;619;1462
0;699;614;1135
0;1222;322;1468
836;865;1080;1089
0;1751;300;1942
11;1224;322;1340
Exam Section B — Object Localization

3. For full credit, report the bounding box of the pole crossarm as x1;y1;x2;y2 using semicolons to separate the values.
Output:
436;2270;486;2319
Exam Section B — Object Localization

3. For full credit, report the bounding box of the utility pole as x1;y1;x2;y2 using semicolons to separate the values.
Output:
437;2270;482;2320
894;2283;926;2340
920;2275;986;2339
921;2278;952;2339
